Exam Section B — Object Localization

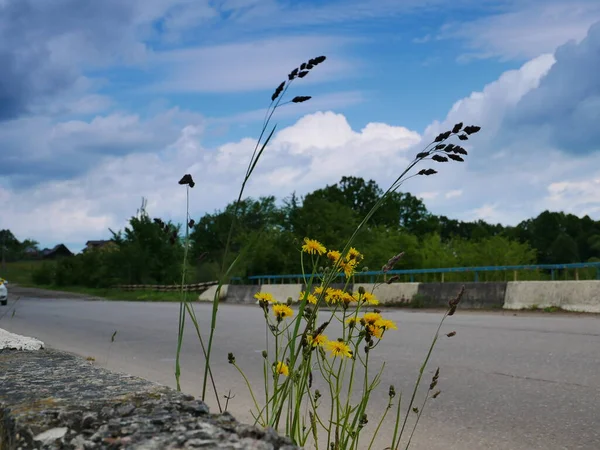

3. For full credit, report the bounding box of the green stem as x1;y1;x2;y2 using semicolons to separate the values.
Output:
395;311;449;450
233;362;266;426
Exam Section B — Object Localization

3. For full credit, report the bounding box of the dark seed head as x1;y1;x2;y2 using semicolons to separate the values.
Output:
452;122;463;133
386;275;400;284
292;96;312;103
298;70;309;78
458;134;469;141
418;168;438;176
188;219;195;228
435;144;446;150
455;146;468;155
300;62;307;70
432;155;449;162
416;151;429;159
464;125;481;135
271;81;286;101
446;331;456;337
435;131;452;142
447;154;464;162
178;174;194;186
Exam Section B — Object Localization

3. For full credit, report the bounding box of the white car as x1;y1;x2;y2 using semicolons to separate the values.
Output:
0;278;7;306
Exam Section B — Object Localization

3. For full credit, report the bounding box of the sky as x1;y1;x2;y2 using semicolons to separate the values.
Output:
1;0;600;252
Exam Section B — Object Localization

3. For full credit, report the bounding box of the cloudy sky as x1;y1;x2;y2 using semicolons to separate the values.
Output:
1;0;600;252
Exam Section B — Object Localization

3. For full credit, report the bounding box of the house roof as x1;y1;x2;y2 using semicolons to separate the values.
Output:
86;240;112;246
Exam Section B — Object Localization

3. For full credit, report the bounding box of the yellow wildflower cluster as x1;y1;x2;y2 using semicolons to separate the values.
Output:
346;312;398;340
272;304;294;321
254;292;276;304
301;238;365;279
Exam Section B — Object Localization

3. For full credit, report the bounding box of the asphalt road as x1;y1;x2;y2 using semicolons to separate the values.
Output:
2;290;599;450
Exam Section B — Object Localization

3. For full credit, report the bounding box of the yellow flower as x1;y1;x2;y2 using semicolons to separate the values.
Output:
307;334;328;347
346;317;359;328
313;286;325;295
339;259;358;278
367;324;384;339
353;291;379;305
364;292;379;305
325;288;344;304
341;291;355;306
302;237;326;256
375;318;398;330
272;304;294;320
254;292;276;303
363;312;382;325
327;250;341;263
346;247;363;262
299;291;318;304
275;361;289;377
327;340;353;358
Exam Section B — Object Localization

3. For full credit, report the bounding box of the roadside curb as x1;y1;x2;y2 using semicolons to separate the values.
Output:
0;346;298;449
0;328;44;351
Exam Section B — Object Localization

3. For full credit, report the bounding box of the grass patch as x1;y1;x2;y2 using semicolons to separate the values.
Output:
18;283;187;302
1;260;46;285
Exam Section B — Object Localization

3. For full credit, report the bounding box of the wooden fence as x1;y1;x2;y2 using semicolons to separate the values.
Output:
115;281;218;292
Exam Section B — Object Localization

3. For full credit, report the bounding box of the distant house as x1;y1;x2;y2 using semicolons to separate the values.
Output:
41;244;74;259
84;240;117;253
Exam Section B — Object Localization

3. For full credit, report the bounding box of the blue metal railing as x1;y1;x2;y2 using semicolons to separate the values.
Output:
247;262;600;284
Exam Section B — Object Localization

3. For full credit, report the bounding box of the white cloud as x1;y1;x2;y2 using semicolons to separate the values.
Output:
445;190;462;199
4;16;600;250
441;1;600;61
150;35;359;93
544;177;600;216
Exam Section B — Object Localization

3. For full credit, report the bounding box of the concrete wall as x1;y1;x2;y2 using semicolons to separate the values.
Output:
225;284;261;304
353;283;419;305
504;281;600;313
197;281;600;313
417;282;507;309
198;284;228;302
258;284;304;303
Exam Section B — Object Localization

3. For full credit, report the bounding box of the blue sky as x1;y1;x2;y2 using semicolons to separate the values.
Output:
1;0;600;252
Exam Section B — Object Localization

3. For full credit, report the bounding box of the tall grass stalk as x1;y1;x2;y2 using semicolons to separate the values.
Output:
174;56;479;448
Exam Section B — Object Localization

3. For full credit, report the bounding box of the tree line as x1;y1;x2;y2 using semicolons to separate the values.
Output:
5;176;600;288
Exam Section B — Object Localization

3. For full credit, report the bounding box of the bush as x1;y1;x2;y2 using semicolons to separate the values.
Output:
31;262;56;285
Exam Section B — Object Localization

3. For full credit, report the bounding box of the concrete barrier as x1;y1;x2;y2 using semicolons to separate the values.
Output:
258;284;304;303
504;281;600;313
0;333;298;449
416;282;507;309
196;281;600;312
198;284;228;302
353;283;419;305
225;285;261;304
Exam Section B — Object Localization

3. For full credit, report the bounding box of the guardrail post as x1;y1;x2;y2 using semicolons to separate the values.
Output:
410;274;414;282
441;272;444;283
551;269;555;281
513;270;517;281
575;268;579;281
474;271;479;282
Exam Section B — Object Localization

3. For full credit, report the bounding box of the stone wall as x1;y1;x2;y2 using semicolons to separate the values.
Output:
0;347;298;450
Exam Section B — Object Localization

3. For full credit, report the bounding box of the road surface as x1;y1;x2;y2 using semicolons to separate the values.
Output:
1;289;599;450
